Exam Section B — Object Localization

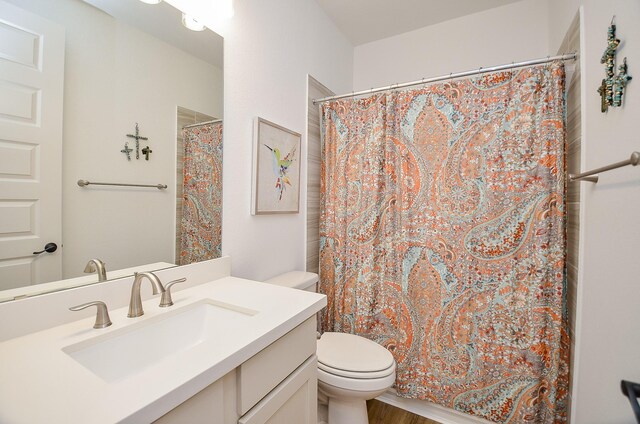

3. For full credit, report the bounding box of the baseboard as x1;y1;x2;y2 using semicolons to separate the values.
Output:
376;389;493;424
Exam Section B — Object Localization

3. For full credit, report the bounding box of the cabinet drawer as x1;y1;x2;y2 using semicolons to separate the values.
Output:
237;317;316;415
239;355;317;424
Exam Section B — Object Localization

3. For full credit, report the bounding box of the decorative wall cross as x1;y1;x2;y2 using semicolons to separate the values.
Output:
614;58;632;107
120;142;133;161
141;146;153;160
598;17;632;112
126;123;148;159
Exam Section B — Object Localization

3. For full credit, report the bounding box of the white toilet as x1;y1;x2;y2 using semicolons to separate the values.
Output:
264;271;396;424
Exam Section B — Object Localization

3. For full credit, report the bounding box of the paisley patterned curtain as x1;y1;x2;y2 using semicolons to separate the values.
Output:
179;121;223;265
319;63;569;423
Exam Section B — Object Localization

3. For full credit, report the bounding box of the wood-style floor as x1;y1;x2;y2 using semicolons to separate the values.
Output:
367;399;441;424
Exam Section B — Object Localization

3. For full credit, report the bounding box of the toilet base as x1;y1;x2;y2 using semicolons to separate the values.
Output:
318;396;328;424
327;397;368;424
319;381;390;424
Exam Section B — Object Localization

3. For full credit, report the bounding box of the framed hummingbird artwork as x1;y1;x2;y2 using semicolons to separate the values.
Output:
251;117;301;214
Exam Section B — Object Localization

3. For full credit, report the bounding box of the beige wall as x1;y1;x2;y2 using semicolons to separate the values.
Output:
353;0;550;90
548;1;640;423
220;0;354;281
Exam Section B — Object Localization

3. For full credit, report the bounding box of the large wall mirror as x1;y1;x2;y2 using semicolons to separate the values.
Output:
0;0;223;302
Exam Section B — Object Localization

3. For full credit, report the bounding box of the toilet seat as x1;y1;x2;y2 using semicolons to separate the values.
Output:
318;366;396;392
318;360;395;379
316;332;396;387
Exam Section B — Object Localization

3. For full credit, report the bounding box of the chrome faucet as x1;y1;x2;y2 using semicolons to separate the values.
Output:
128;271;165;318
84;258;107;282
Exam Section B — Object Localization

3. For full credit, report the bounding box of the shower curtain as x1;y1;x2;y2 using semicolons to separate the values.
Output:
179;121;223;265
319;63;568;423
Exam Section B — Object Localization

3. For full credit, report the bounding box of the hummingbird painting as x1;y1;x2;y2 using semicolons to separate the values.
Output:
263;143;297;201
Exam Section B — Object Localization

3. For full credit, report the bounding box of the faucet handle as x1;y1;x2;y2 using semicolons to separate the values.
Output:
159;278;187;307
69;301;112;329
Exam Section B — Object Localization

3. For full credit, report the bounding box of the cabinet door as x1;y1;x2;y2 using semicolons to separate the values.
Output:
154;370;238;424
239;355;317;424
238;317;316;415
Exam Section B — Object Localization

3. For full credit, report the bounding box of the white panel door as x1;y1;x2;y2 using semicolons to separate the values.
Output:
0;0;64;290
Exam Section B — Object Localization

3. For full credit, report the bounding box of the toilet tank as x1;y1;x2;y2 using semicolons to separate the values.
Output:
264;271;319;292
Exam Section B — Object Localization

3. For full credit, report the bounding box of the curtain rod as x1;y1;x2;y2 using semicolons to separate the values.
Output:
313;52;578;104
182;119;222;129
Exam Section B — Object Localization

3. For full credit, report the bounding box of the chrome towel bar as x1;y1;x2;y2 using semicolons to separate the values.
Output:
77;179;167;190
569;151;640;183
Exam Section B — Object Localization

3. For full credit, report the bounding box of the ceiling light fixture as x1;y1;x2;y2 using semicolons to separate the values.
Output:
181;13;205;31
138;0;162;4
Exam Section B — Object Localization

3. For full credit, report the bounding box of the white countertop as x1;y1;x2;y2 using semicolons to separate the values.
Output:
0;276;326;424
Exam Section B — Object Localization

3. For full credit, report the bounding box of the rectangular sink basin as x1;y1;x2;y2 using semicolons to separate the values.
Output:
63;299;258;383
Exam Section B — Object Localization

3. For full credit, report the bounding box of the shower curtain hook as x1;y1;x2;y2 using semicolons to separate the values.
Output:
611;15;615;25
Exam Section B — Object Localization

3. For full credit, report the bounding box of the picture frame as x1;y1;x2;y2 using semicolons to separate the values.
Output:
251;117;301;215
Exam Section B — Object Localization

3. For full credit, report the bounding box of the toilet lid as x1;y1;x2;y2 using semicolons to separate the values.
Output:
318;359;395;379
317;332;395;373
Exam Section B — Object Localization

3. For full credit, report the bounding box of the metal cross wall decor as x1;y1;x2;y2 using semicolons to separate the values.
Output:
120;142;133;161
126;123;149;159
141;146;153;160
598;17;632;112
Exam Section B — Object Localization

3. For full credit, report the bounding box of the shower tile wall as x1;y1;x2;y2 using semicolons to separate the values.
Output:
559;12;581;420
175;106;215;263
306;76;334;273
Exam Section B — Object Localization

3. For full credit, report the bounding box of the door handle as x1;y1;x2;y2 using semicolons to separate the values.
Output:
33;242;58;255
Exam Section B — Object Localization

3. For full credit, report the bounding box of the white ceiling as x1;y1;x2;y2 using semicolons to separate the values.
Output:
316;0;527;46
82;0;223;68
79;0;528;67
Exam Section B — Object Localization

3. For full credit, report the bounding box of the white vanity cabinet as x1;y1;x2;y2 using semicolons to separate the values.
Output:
155;317;318;424
0;265;327;424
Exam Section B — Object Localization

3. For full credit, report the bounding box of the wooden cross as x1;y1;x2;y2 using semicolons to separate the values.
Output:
120;142;133;161
141;146;153;161
126;123;148;160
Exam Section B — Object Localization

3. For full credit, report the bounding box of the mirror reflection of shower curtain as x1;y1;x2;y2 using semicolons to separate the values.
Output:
319;63;568;423
179;121;223;265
